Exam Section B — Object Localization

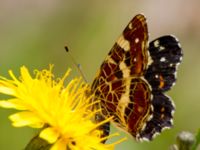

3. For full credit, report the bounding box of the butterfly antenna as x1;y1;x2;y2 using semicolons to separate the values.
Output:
65;46;88;82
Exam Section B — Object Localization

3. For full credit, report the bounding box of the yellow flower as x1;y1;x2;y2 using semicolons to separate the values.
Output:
0;65;125;150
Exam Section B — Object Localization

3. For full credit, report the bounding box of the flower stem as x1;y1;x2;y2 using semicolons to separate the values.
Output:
25;134;51;150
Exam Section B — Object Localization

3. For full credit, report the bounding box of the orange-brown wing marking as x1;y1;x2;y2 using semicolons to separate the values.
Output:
122;14;149;75
92;14;149;88
125;78;152;137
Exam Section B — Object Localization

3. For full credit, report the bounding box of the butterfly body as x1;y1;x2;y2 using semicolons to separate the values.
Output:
91;14;183;141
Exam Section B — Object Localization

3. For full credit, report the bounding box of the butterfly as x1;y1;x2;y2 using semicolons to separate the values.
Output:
91;14;183;141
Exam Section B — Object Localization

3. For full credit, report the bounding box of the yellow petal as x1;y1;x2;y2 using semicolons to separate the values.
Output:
0;100;17;108
9;111;44;128
0;99;26;110
0;86;15;95
20;66;33;82
50;139;66;150
40;127;60;144
8;69;20;83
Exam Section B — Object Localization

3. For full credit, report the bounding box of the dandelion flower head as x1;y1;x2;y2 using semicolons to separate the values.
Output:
0;65;125;150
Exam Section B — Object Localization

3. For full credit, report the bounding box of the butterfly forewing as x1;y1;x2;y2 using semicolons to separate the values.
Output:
145;35;183;92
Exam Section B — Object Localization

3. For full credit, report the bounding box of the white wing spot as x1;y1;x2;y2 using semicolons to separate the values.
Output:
173;36;179;42
179;57;183;62
155;74;159;78
133;58;137;62
160;57;166;62
154;40;159;47
128;23;133;29
117;35;130;51
159;46;165;51
177;62;181;66
178;43;181;48
169;63;173;67
135;38;139;43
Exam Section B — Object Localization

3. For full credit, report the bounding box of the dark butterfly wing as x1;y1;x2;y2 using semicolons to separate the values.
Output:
145;35;183;92
139;35;183;140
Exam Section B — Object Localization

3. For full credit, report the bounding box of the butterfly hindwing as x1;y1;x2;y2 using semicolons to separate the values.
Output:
138;92;175;140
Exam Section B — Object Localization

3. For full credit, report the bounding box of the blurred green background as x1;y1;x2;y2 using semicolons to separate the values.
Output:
0;0;199;150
